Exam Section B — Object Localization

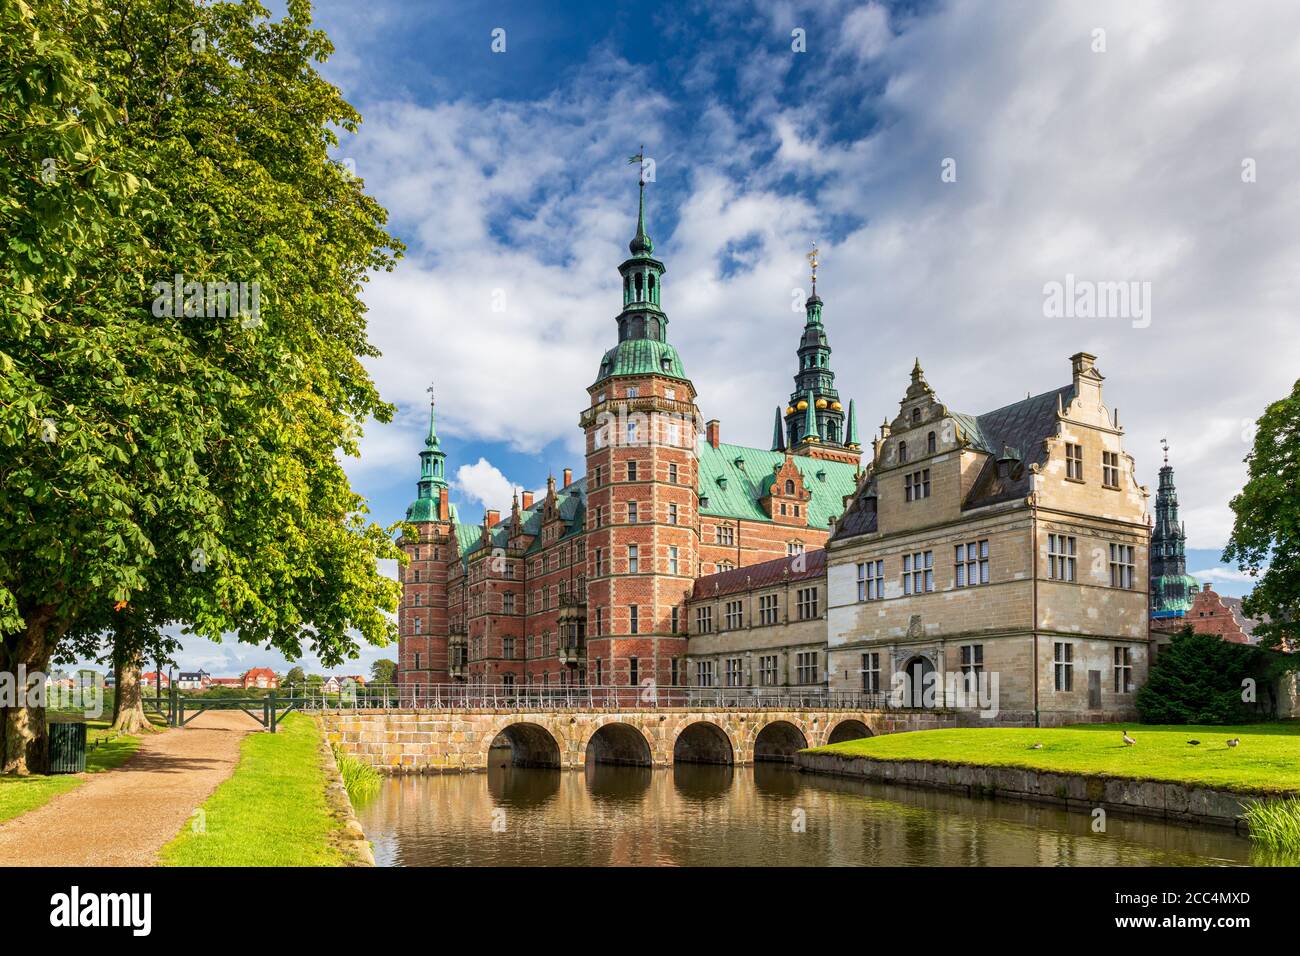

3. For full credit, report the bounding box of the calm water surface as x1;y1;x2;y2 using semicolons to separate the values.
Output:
355;763;1273;867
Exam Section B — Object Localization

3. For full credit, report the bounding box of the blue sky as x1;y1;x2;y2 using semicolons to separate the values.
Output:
105;0;1300;677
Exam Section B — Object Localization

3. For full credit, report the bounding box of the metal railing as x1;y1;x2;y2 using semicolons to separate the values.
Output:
295;683;894;712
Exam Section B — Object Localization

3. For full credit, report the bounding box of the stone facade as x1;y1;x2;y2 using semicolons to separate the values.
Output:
320;707;956;772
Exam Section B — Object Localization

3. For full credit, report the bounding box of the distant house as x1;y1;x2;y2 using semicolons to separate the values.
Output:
176;670;211;690
320;676;341;694
141;671;171;688
209;677;243;688
340;675;367;687
242;667;279;689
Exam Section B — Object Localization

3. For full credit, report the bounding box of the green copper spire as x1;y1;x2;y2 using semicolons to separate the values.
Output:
407;385;448;522
846;398;860;447
784;246;846;448
771;407;786;452
630;178;653;256
802;390;820;442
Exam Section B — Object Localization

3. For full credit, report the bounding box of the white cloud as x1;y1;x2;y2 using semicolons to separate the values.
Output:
453;457;520;515
1188;566;1262;584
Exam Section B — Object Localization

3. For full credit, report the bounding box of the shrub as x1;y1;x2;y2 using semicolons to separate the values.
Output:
331;744;380;804
1137;628;1268;724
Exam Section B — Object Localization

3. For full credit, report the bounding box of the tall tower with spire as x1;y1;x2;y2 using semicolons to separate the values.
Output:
776;245;861;465
580;158;700;688
398;386;456;689
1149;439;1198;618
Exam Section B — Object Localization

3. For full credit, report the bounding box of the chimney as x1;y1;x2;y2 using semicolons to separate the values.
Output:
563;467;573;488
706;419;721;449
485;509;501;527
521;491;534;510
1069;351;1103;406
438;487;449;518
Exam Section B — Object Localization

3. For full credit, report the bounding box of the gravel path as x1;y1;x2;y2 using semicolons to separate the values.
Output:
0;711;259;866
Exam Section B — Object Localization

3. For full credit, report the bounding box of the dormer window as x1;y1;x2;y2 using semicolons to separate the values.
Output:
660;356;672;372
927;431;937;454
898;441;908;463
784;479;795;495
912;408;921;424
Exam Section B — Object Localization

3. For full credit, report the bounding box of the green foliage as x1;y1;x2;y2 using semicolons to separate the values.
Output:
1136;629;1270;724
1223;378;1300;653
1243;797;1300;851
370;658;396;685
1;0;405;711
331;742;380;805
0;721;141;822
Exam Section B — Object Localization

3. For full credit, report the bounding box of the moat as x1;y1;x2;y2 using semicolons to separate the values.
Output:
355;762;1270;867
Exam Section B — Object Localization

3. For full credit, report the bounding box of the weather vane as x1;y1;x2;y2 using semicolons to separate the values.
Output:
427;381;436;407
628;144;646;185
807;240;819;296
1161;436;1169;464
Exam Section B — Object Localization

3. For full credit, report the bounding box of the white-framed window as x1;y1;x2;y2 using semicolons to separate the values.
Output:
716;525;735;546
628;544;639;574
1066;443;1084;481
861;652;880;693
1114;646;1133;693
759;655;778;686
668;462;678;483
665;387;676;401
725;658;744;687
796;586;819;619
904;468;931;502
695;660;715;687
796;651;819;685
857;560;885;601
1054;642;1074;691
1048;534;1077;581
725;600;743;630
625;386;639;398
669;546;679;575
627;460;638;481
669;503;678;525
787;541;805;557
903;551;934;594
628;501;638;523
1109;543;1135;589
1102;451;1120;488
629;605;639;634
960;644;984;692
759;594;779;625
955;540;989;587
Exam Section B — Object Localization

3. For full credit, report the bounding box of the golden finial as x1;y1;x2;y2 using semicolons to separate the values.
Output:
806;240;819;295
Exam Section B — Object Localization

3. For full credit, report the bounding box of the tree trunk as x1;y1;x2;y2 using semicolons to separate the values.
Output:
111;645;153;735
1;618;52;775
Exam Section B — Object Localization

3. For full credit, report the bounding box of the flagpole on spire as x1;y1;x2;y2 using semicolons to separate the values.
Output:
807;240;819;298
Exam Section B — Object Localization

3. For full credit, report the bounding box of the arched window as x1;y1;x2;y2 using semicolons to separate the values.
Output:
635;273;643;298
927;431;936;454
785;479;795;495
898;441;908;463
648;273;656;301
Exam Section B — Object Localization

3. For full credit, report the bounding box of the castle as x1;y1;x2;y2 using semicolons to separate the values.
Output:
396;182;1161;723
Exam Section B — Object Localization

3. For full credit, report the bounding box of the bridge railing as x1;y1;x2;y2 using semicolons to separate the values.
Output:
294;683;893;712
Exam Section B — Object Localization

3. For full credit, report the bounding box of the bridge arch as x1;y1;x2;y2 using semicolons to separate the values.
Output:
584;721;653;767
673;721;734;765
752;720;809;763
488;721;563;769
826;718;872;745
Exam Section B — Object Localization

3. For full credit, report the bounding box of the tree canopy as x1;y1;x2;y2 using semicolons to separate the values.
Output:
1;0;404;771
1223;378;1300;653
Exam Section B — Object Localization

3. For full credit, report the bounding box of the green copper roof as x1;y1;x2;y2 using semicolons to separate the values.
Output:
594;338;687;383
697;443;857;528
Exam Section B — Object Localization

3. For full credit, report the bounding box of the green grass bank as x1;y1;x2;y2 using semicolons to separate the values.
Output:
0;721;143;823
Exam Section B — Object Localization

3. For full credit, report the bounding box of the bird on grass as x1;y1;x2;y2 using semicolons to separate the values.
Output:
1028;742;1043;750
1227;738;1240;748
1122;730;1136;746
1187;740;1200;746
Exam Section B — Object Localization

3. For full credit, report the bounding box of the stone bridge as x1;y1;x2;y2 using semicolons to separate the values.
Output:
319;707;956;773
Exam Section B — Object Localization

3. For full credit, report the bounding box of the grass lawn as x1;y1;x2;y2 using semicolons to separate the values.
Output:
808;722;1300;794
159;713;348;866
0;719;144;823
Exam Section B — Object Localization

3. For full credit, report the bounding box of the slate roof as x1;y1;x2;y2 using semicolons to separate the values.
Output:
456;478;589;566
697;442;858;528
691;548;826;600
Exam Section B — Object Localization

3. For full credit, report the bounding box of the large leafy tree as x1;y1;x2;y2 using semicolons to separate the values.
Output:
1;0;404;772
1223;379;1300;653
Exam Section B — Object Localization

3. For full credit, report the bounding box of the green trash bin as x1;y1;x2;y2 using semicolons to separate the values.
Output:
49;722;87;774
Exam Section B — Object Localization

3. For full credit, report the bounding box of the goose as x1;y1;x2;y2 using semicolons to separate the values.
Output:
1122;730;1136;746
1028;742;1044;750
1226;738;1240;748
1187;740;1200;746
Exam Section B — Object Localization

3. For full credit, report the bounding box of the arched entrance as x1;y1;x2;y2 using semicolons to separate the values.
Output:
826;719;872;745
488;722;562;769
673;721;734;765
752;720;808;763
902;656;936;708
586;722;653;767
